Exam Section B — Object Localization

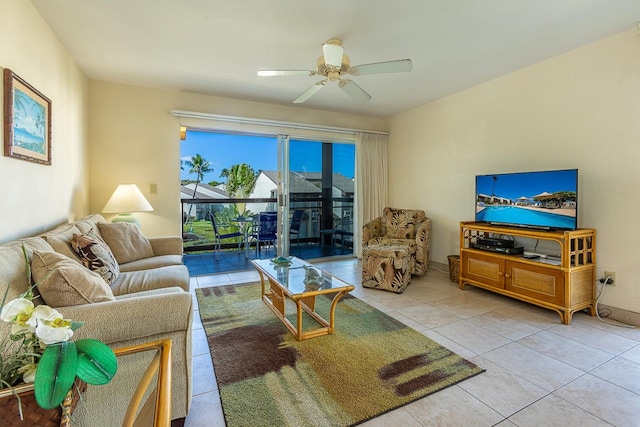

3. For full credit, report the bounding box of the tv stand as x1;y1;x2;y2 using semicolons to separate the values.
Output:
459;222;596;324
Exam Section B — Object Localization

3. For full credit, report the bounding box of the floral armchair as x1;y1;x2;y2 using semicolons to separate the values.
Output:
362;207;431;277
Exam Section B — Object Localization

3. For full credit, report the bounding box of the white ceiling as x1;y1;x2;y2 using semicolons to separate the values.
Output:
32;0;640;118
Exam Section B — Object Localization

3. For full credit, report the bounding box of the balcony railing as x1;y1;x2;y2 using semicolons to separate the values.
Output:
181;197;354;253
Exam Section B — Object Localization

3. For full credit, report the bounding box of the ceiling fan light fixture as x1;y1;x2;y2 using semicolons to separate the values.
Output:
316;54;349;76
327;71;341;81
322;39;344;67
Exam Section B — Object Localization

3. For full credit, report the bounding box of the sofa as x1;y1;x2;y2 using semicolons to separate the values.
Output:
0;214;192;426
361;207;431;293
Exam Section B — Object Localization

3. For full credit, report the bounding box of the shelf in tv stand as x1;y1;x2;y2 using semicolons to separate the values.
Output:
459;222;596;325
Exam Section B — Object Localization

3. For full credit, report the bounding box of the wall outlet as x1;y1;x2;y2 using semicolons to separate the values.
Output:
150;183;157;194
603;271;616;286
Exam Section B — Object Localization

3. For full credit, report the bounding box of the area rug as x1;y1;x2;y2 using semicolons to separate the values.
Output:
196;283;484;427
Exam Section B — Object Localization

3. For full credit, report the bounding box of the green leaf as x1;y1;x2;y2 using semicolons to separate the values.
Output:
34;342;79;409
75;339;117;385
70;321;85;331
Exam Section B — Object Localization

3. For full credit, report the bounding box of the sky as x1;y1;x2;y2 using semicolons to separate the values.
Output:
476;169;578;200
180;130;355;182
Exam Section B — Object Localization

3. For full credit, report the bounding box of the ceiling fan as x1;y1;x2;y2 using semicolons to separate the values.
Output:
257;39;412;104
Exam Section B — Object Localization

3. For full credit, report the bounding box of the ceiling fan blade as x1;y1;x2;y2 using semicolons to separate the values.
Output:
258;70;316;77
323;42;344;67
339;79;371;103
348;59;412;76
293;80;326;103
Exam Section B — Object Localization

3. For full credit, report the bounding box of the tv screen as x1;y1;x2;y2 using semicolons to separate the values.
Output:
475;169;578;230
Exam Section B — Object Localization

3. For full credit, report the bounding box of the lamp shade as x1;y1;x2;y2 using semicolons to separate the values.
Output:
102;184;153;214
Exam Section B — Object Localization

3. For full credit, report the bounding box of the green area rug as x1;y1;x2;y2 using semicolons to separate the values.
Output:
196;283;484;427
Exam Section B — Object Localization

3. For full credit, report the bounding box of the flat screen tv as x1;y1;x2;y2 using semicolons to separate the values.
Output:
475;169;578;230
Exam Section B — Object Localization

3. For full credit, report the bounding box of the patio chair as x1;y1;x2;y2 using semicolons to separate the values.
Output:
206;212;242;259
289;209;304;246
249;211;278;255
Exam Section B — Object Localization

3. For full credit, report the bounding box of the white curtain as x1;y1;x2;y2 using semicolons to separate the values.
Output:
355;132;388;258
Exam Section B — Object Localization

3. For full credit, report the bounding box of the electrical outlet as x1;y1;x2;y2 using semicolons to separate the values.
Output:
150;184;157;194
604;271;616;286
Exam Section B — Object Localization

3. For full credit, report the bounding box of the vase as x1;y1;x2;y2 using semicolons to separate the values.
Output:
0;381;85;427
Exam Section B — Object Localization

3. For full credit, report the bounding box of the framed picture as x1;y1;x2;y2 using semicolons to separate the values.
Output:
3;69;51;165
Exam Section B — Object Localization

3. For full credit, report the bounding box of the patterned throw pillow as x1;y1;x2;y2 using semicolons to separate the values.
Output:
70;231;120;285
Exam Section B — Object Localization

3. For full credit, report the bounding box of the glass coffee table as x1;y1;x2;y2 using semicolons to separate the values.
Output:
251;257;355;341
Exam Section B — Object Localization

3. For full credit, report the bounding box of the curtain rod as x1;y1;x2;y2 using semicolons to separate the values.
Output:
170;109;389;136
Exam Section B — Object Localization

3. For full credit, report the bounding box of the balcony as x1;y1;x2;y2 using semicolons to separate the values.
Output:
181;198;354;275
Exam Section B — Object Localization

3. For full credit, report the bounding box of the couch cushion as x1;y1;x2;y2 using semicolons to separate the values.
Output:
119;254;184;272
31;251;115;307
0;238;55;304
114;286;186;300
41;224;84;264
110;265;190;295
97;222;154;264
70;231;120;285
382;208;426;239
367;237;417;254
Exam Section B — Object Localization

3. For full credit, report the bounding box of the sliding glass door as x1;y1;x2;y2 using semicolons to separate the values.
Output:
180;129;355;262
280;137;355;258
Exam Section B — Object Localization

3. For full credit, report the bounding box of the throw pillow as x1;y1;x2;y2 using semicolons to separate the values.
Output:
97;222;154;264
70;231;120;284
31;250;115;307
41;224;84;264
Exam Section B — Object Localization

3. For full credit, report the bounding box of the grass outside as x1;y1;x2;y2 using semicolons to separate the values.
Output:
182;220;244;248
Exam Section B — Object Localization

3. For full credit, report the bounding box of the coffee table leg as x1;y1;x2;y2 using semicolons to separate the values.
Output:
328;290;350;334
295;301;303;340
257;270;267;297
257;272;286;315
270;283;286;315
299;295;316;311
295;296;317;340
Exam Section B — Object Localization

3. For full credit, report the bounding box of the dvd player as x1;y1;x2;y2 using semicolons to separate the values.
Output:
471;243;524;255
477;238;515;248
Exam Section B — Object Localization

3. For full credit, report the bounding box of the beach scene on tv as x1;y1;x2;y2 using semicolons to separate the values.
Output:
475;170;577;229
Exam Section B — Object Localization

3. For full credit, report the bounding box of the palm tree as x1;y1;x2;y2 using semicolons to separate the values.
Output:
184;154;212;229
220;163;258;216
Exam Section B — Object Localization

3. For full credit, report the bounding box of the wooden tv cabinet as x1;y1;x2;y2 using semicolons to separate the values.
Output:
459;221;596;325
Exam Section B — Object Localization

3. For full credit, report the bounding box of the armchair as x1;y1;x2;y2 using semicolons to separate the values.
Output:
249;211;278;255
362;207;431;293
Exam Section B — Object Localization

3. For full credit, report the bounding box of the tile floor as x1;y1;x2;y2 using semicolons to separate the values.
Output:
184;258;640;427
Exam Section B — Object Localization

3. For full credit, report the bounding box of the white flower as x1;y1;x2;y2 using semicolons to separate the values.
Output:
18;363;37;384
2;297;71;344
1;297;34;323
31;305;63;323
36;318;73;345
1;298;63;334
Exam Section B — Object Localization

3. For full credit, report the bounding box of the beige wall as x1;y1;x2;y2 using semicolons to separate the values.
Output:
386;28;640;313
88;81;385;236
0;0;90;242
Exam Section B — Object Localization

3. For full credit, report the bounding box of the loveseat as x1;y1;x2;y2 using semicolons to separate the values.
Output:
0;214;192;425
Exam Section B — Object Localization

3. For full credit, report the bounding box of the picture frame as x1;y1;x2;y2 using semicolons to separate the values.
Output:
3;69;51;165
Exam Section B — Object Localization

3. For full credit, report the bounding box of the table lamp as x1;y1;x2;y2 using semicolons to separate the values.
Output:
102;184;154;227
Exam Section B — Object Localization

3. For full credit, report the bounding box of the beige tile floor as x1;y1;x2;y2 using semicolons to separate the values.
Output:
184;258;640;427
